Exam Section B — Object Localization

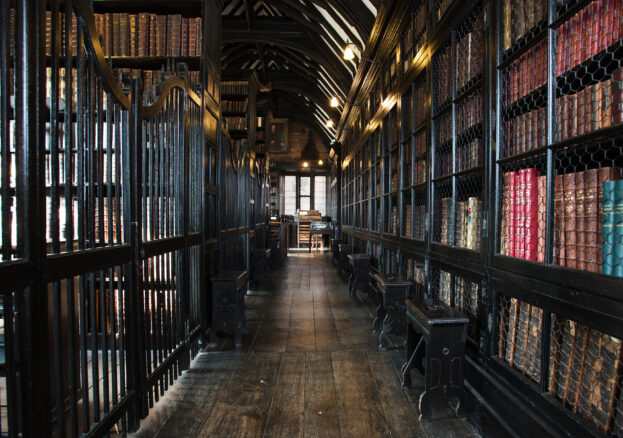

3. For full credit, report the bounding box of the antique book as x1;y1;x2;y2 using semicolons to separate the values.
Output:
563;173;577;269
554;174;566;265
537;175;546;262
575;171;586;271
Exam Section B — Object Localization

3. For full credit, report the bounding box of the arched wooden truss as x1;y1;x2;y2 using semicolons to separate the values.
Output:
221;0;379;142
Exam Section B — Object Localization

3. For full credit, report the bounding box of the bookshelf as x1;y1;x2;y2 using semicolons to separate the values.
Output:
431;3;485;256
338;0;623;436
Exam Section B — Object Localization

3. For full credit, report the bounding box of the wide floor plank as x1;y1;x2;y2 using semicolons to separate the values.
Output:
131;252;479;438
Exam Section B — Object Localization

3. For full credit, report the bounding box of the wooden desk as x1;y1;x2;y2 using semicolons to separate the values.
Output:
347;254;371;299
401;298;469;420
371;273;411;349
337;244;352;277
210;271;248;348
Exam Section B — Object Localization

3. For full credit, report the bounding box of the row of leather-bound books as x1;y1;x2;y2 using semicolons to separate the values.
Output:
500;167;623;277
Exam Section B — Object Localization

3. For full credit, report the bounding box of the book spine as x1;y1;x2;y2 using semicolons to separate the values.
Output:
509;171;518;258
613;180;623;277
602;180;616;275
120;13;129;57
555;174;565;265
517;169;527;259
584;169;599;273
129;14;137;57
563;173;577;269
525;168;539;261
574;170;586;271
537;175;546;263
613;67;623;126
137;13;148;57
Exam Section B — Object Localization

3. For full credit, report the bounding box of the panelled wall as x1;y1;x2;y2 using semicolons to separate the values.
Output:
338;0;623;436
0;0;266;437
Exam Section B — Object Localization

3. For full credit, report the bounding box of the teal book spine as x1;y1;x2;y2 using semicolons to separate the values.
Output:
613;180;623;277
602;181;616;275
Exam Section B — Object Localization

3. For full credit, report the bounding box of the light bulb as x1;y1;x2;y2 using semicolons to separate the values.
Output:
303;162;309;168
318;160;324;165
330;96;339;108
343;45;355;61
326;119;334;128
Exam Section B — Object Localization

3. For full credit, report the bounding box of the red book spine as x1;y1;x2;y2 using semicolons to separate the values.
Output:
525;168;539;261
537;175;547;263
591;2;600;56
517;169;527;259
509;171;518;258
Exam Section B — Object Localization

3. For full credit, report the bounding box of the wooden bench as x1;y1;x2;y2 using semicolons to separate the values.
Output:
347;253;371;299
210;271;248;348
401;298;469;420
371;273;411;349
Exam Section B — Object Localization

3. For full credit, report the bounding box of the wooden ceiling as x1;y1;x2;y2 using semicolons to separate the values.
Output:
221;0;379;143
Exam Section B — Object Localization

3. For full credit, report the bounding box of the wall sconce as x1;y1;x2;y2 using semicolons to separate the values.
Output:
326;119;334;128
303;161;309;168
318;160;324;166
330;97;339;108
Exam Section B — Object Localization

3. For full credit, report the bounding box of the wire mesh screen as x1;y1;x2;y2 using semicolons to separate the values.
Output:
456;175;483;250
403;257;426;301
433;41;452;113
498;155;548;261
501;0;548;62
434;110;452;178
456;90;483;172
413;74;428;129
455;3;483;94
413;189;426;241
497;294;543;383
553;141;623;274
434;182;453;244
430;267;480;343
549;315;623;436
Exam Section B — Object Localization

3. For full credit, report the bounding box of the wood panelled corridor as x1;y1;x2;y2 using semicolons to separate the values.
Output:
131;253;479;438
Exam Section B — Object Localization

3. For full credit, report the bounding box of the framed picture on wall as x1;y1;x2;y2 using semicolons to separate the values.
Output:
268;118;288;154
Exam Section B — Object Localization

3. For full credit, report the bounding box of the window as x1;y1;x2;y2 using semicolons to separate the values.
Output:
284;175;297;215
314;176;327;215
300;176;311;212
282;174;328;216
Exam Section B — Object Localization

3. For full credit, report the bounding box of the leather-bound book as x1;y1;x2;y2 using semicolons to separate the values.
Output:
189;17;197;57
574;171;586;271
612;67;623;126
525;305;543;381
577;89;586;136
137;13;148;57
554;174;566;265
517;169;528;259
613;180;623;277
602;79;612;128
599;168;623;274
524;168;539;260
563;173;577;269
148;14;157;57
156;15;166;57
129;14;137;57
501;172;511;255
112;13;121;56
583;169;600;272
119;13;129;57
509;171;518;257
537;175;547;263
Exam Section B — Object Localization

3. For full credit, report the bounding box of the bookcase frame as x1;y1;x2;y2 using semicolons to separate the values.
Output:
338;0;623;436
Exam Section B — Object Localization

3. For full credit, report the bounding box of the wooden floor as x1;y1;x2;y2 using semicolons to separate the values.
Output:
131;252;480;438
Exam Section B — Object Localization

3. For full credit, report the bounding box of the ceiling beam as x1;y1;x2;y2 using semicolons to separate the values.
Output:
222;17;352;88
